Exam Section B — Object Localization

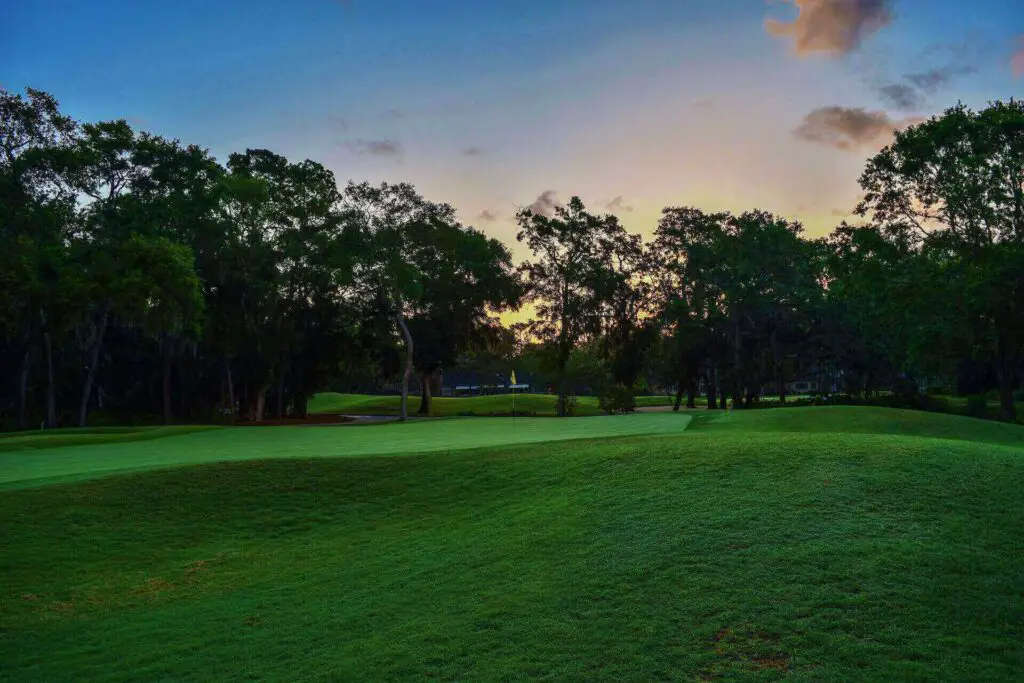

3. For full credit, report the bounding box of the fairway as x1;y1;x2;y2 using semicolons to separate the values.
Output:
307;392;674;417
2;407;1024;681
0;413;691;489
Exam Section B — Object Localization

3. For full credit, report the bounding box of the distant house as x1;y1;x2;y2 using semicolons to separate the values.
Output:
787;378;820;394
440;370;532;396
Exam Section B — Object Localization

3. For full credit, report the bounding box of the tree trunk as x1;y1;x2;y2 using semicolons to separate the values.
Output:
275;375;286;419
673;385;684;412
254;385;268;422
395;311;414;422
295;394;309;419
418;371;430;414
686;379;696;409
77;308;110;428
162;342;173;425
17;347;30;431
225;359;236;424
732;318;743;410
555;338;571;417
557;362;570;417
995;334;1018;422
44;331;57;429
772;329;785;404
425;371;433;418
706;365;718;410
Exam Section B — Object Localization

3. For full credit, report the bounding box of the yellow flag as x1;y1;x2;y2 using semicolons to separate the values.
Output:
510;370;517;385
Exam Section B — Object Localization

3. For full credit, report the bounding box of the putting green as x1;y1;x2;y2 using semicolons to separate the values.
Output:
0;413;692;489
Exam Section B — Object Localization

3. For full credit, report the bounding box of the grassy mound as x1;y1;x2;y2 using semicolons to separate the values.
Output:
0;413;692;489
308;392;673;416
689;405;1024;447
2;407;1022;680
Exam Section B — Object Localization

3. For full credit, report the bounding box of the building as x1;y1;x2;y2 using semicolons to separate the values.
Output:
440;371;532;396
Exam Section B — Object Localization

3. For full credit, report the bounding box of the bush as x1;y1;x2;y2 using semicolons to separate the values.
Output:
871;392;948;413
1014;389;1024;403
964;395;989;419
554;394;579;417
598;386;637;415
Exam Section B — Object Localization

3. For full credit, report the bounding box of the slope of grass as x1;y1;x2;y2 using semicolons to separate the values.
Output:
1;409;1022;681
0;425;219;453
0;413;691;489
688;405;1024;448
308;392;673;416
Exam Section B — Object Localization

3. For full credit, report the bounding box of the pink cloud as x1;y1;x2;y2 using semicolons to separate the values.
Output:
766;0;893;57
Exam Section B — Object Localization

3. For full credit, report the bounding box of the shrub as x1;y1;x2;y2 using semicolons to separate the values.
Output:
554;394;579;417
964;395;989;419
598;386;637;415
871;392;948;413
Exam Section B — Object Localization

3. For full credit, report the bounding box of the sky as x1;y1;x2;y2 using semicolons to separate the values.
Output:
5;0;1024;259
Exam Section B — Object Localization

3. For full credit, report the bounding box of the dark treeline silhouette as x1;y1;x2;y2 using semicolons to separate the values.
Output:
3;88;1023;427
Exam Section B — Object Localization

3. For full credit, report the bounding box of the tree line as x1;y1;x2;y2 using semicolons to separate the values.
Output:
2;87;1023;427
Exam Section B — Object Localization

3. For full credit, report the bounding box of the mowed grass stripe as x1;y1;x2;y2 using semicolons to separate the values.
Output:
0;426;220;453
2;423;1023;680
0;413;692;489
688;405;1024;447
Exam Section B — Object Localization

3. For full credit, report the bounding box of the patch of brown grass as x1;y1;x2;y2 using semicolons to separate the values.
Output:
702;626;792;677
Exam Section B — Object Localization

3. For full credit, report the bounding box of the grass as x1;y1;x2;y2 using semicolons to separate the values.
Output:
2;407;1023;680
0;413;691;489
941;395;1024;422
0;426;219;453
307;392;674;416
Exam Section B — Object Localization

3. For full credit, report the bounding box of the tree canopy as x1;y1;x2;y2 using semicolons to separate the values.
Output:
3;87;1023;427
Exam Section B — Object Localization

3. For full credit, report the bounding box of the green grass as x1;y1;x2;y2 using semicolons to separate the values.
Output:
689;405;1024;447
0;426;219;453
0;413;691;489
941;395;1024;421
308;392;673;416
2;407;1023;681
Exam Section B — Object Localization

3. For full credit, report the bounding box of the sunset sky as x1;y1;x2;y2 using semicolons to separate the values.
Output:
5;0;1024;259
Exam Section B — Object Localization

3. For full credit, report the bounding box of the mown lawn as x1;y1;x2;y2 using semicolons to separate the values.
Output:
0;413;691;489
1;407;1023;681
307;392;674;416
0;426;219;453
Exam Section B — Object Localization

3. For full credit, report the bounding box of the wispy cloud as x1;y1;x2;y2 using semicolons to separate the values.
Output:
603;195;634;213
478;209;499;221
766;0;893;57
876;83;921;112
868;44;978;112
462;146;484;156
526;190;560;218
344;138;404;158
906;65;958;91
1013;37;1024;77
793;106;923;150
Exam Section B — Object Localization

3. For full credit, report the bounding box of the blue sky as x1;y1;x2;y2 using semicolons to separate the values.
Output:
5;0;1024;255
